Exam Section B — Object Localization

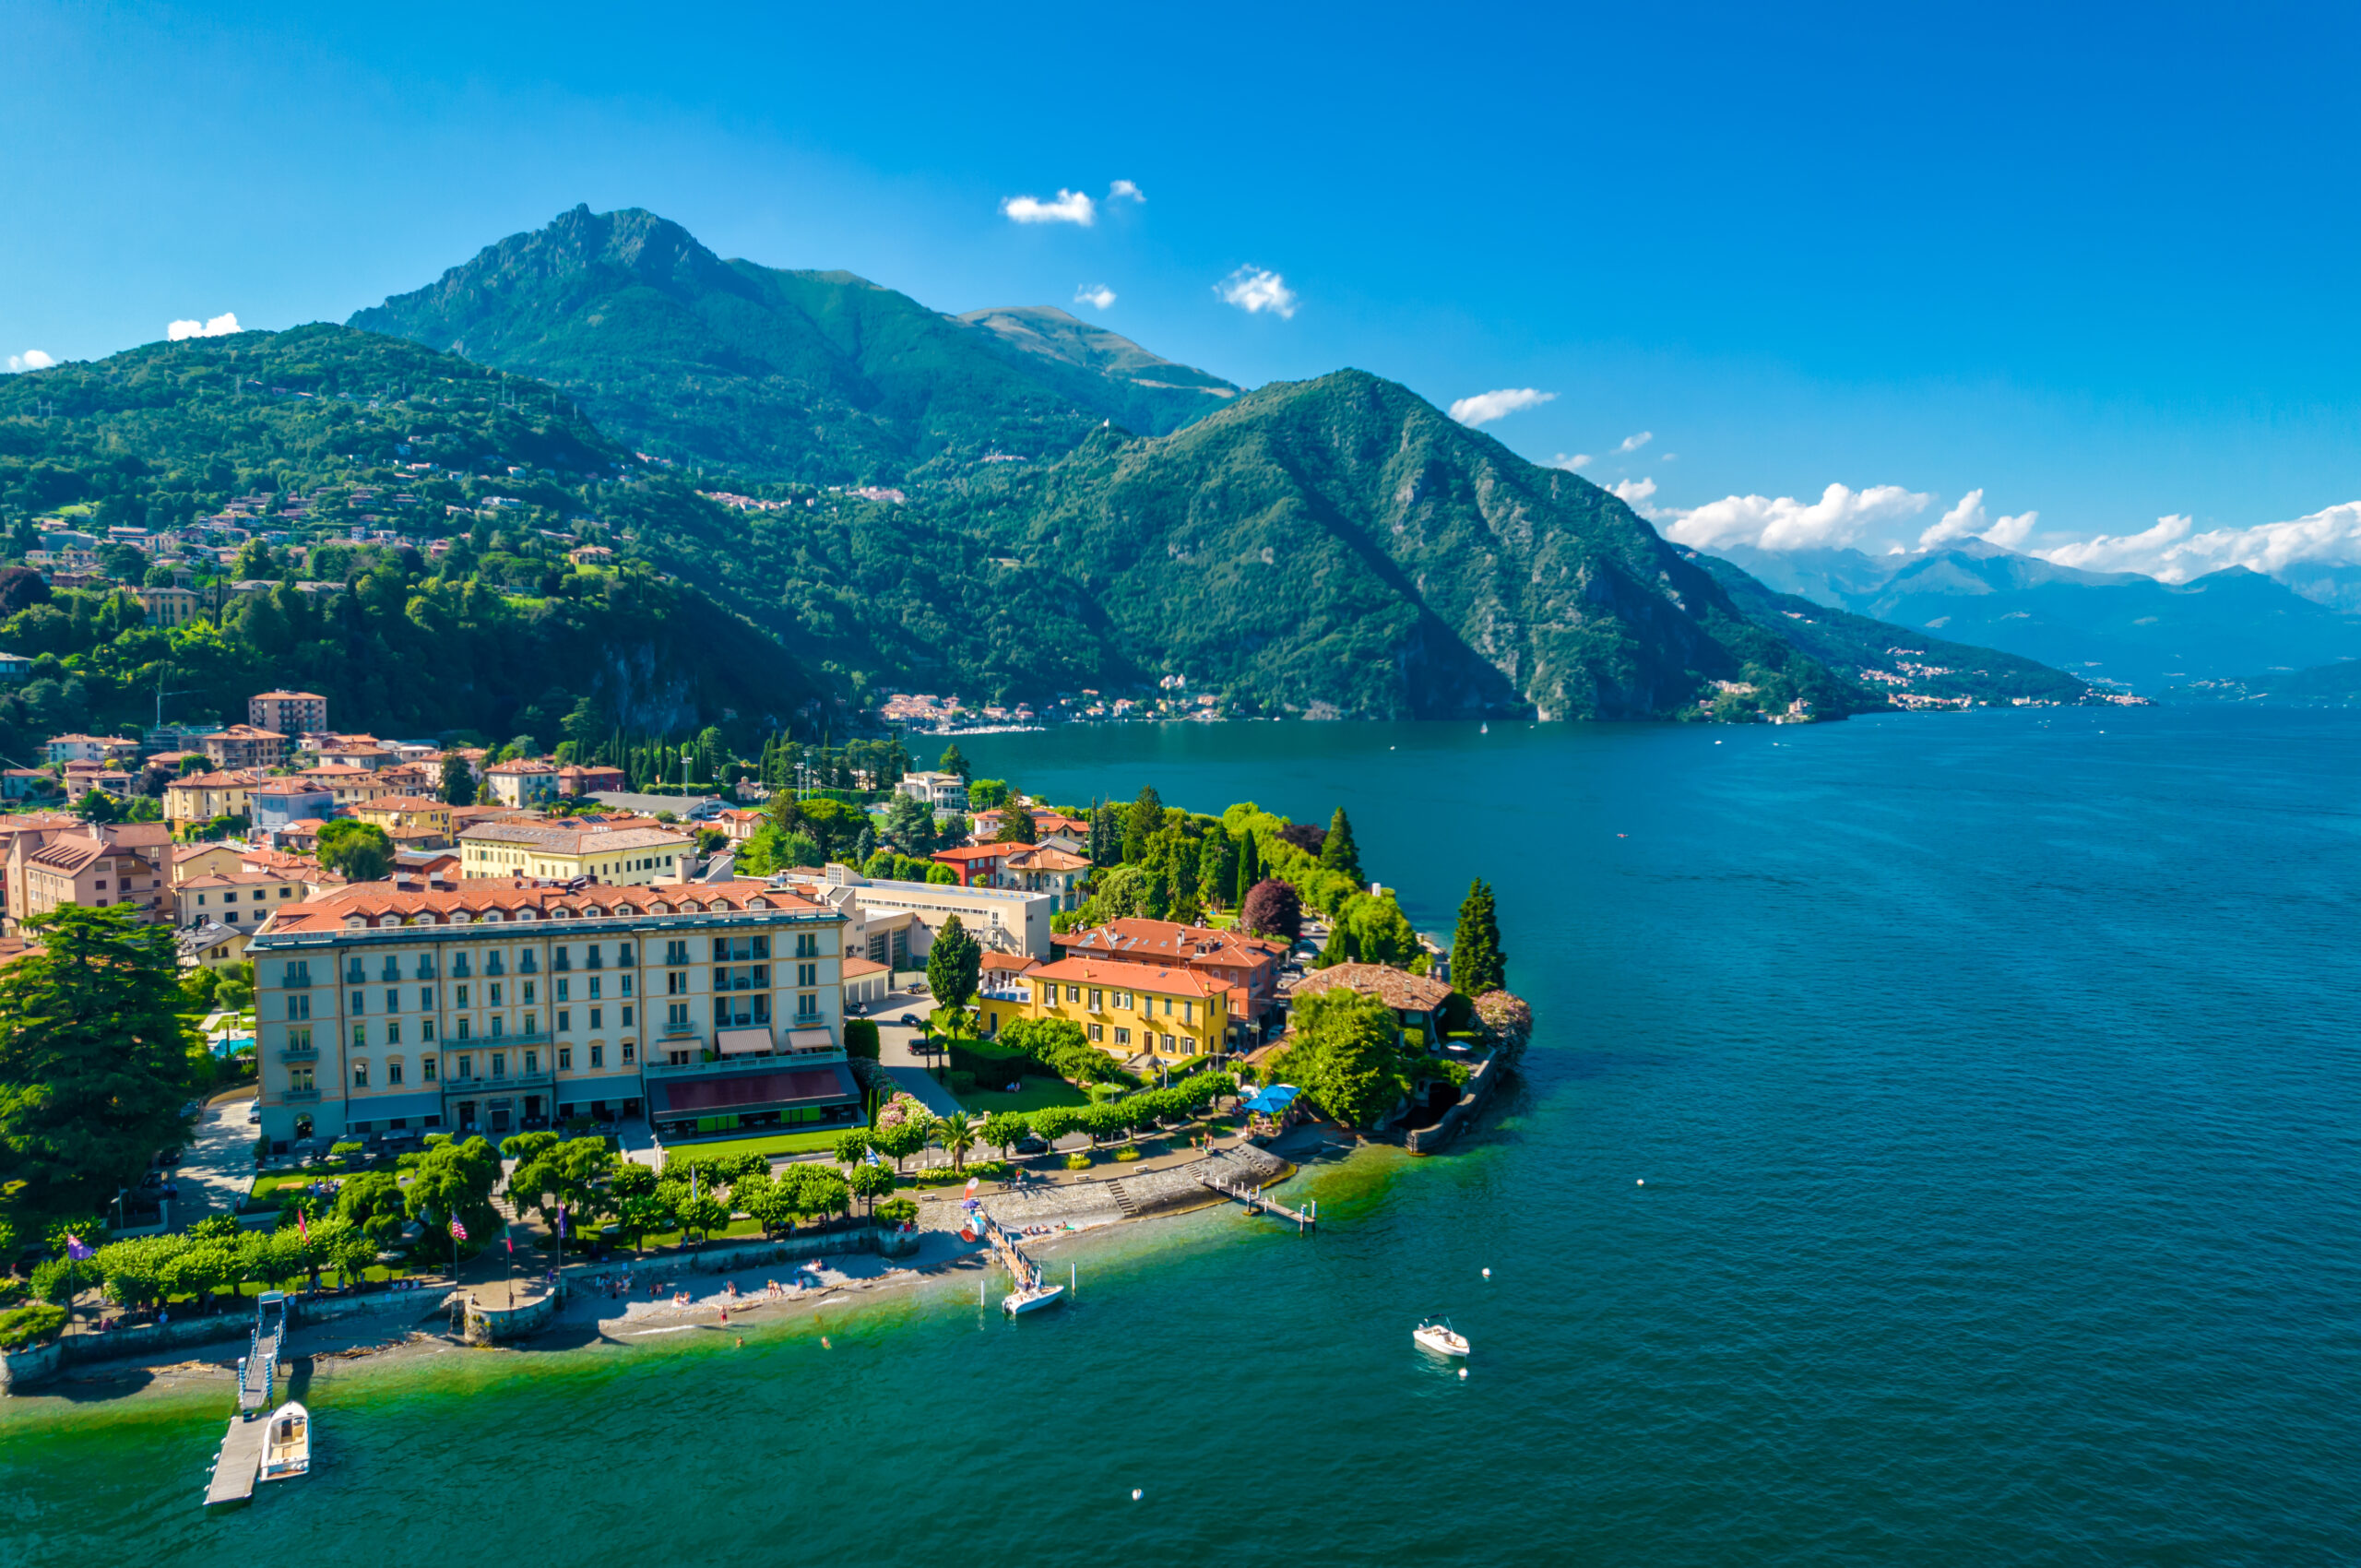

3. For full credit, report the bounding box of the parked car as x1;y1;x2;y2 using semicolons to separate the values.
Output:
246;1104;262;1123
1014;1134;1050;1155
898;1013;920;1028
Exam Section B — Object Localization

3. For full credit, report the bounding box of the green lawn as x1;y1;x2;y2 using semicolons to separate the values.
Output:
251;1160;397;1200
957;1078;1091;1115
658;1127;848;1164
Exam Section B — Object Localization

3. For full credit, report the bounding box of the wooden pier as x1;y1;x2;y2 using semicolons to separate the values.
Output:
204;1415;269;1508
1193;1167;1317;1230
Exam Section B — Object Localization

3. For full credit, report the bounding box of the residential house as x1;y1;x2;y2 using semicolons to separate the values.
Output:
317;741;397;771
555;764;626;797
457;820;694;885
483;758;561;807
135;585;203;627
715;807;767;844
351;794;455;837
175;870;305;931
200;724;291;769
293;764;399;808
44;733;139;765
177;918;251;971
163;769;269;827
779;862;1052;960
976;953;1236;1065
3;820;171;933
842;955;891;1008
1287;962;1455;1051
172;841;247;885
0;653;32;681
249;690;327;735
247;879;855;1146
3;768;58;800
896;771;969;810
60;761;136;798
248;781;338;836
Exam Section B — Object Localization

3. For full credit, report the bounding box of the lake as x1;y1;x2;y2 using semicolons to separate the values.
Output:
5;707;2356;1565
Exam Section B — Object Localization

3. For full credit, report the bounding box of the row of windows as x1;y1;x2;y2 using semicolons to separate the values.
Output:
301;944;646;988
1038;984;1204;1024
1082;1022;1198;1054
348;1006;638;1047
333;973;638;1016
346;1039;643;1088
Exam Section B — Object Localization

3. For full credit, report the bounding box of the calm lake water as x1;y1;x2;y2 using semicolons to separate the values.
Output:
6;709;2357;1565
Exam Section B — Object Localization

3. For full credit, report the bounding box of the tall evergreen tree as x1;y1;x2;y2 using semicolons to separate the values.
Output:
1321;806;1364;884
1450;877;1506;994
1121;785;1164;864
938;742;970;780
1236;827;1261;897
440;752;478;806
0;907;196;1209
926;915;983;1009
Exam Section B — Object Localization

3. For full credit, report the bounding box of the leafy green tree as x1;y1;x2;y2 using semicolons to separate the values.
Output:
967;778;1009;810
980;1111;1029;1158
1030;1105;1079;1144
675;1192;729;1245
1450;877;1506;994
317;818;395;881
789;1166;851;1224
507;1135;615;1239
333;1170;410;1250
846;1161;895;1216
161;1237;241;1313
1121;786;1164;864
1320;807;1364;884
870;1095;931;1172
924;862;957;885
609;1159;658;1200
1275;988;1410;1132
402;1134;502;1259
926;914;982;1009
937;742;969;780
616;1192;671;1255
881;792;937;855
439;752;478;806
0;907;195;1213
992;807;1038;844
833;1127;875;1168
1198;821;1238;910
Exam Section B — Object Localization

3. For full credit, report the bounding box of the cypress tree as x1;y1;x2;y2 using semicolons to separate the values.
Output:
1320;807;1364;884
1237;828;1261;897
1121;786;1163;864
1450;878;1506;994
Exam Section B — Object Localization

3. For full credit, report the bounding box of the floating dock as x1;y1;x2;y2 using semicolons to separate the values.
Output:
204;1415;269;1508
1194;1159;1317;1229
208;1290;291;1509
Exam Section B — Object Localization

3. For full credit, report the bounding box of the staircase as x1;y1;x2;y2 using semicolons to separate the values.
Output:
1108;1181;1141;1219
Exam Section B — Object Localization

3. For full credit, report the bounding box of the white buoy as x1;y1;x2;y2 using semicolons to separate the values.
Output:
1482;1267;1491;1278
1636;1178;1644;1185
1132;1488;1144;1501
1458;1367;1468;1379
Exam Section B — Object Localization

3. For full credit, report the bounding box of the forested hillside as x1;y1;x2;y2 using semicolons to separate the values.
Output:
350;206;1239;483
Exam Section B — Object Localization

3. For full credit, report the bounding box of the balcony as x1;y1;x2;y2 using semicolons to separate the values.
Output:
440;1066;555;1094
281;1087;320;1103
278;1043;318;1062
644;1046;847;1077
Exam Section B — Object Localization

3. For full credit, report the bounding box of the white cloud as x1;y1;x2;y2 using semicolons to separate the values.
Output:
1109;179;1145;203
1002;190;1097;226
1548;453;1593;471
1216;266;1298;318
168;312;243;340
1615;430;1653;454
1609;477;1657;505
6;349;54;373
1661;482;1932;552
1074;284;1117;311
2030;503;2361;583
1918;487;2040;551
1447;387;1556;426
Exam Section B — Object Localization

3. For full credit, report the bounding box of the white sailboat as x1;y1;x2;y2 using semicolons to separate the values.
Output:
258;1401;311;1480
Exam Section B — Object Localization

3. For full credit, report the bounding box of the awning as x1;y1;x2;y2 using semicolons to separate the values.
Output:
647;1063;860;1118
348;1091;445;1123
786;1027;835;1051
716;1028;772;1056
556;1075;646;1110
1244;1084;1300;1114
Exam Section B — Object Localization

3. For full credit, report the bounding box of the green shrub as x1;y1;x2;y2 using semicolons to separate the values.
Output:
423;1133;452;1149
28;1259;74;1305
842;1018;881;1061
395;1151;422;1170
1063;1152;1092;1170
948;1071;976;1095
0;1301;67;1350
1113;1146;1142;1163
873;1197;919;1228
329;1140;364;1158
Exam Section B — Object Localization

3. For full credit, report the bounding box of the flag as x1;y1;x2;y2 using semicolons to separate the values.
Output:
296;1211;309;1241
504;1235;514;1257
964;1177;978;1198
555;1205;567;1239
449;1218;468;1241
865;1147;881;1167
64;1232;92;1261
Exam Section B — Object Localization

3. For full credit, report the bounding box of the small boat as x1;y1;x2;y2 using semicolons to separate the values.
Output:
258;1401;310;1481
1002;1282;1066;1315
1413;1319;1469;1357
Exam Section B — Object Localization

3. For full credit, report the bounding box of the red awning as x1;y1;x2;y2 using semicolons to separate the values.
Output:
647;1064;858;1116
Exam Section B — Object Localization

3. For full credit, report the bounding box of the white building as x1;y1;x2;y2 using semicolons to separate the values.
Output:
784;862;1052;962
896;771;969;810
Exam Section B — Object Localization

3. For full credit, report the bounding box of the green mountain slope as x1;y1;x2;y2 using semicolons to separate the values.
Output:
349;206;1238;482
0;325;824;748
2159;657;2361;704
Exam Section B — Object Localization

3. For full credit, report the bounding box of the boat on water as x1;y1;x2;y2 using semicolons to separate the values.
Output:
258;1401;310;1481
1003;1282;1065;1315
1413;1319;1469;1357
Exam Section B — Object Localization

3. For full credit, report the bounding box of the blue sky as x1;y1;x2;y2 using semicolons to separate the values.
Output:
7;0;2361;576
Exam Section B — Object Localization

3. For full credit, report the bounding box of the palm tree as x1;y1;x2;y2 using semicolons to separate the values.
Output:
937;1111;979;1173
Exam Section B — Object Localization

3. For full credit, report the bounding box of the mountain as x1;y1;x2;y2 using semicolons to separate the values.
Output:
2159;657;2361;705
350;206;1238;483
1714;540;2361;691
0;324;825;751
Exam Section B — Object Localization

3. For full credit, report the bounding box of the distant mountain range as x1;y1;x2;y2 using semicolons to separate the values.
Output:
350;206;1238;483
2160;657;2361;705
1711;540;2361;693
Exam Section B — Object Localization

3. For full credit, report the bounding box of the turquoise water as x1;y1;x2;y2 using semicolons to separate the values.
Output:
6;709;2357;1564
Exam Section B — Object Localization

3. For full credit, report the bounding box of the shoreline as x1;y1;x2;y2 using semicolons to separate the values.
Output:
9;1133;1341;1409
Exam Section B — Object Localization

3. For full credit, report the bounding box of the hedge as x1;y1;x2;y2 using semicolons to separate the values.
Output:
0;1301;67;1350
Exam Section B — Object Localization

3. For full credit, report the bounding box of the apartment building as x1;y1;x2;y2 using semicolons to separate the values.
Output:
2;820;170;932
174;870;306;931
291;765;401;808
896;770;969;810
250;691;327;735
249;781;338;837
136;585;203;627
350;795;455;837
247;880;856;1146
163;769;269;828
483;759;561;807
1055;917;1289;1020
457;821;694;884
44;733;138;765
200;724;291;769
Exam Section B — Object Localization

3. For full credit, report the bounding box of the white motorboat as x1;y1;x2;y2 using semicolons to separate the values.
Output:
258;1401;310;1480
1003;1282;1066;1315
1413;1319;1469;1357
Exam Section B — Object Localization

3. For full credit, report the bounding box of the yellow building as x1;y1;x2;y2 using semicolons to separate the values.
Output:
457;821;694;885
351;794;455;836
977;955;1233;1064
163;769;267;827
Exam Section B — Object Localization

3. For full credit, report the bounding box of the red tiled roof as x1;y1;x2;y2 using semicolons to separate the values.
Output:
1290;962;1453;1012
260;877;834;932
